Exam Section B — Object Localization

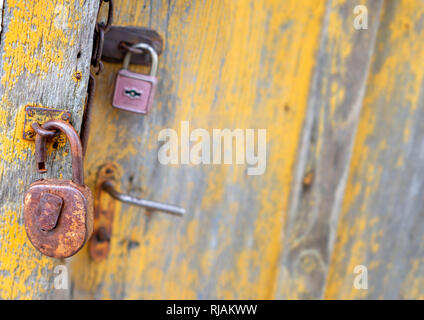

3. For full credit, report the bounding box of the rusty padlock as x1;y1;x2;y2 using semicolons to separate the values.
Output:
24;120;93;259
111;42;158;114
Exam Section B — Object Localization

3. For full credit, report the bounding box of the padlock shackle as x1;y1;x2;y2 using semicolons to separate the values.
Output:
122;43;158;76
35;120;84;185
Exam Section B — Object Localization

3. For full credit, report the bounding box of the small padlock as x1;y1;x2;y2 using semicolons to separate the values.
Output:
24;120;93;259
112;42;158;114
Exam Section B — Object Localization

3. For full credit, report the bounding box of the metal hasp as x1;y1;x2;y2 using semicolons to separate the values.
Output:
99;26;163;66
23;106;71;142
89;163;185;262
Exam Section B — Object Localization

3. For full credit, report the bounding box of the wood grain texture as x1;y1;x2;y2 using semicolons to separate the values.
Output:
275;0;383;299
71;0;325;299
64;0;424;300
325;0;424;299
0;0;99;299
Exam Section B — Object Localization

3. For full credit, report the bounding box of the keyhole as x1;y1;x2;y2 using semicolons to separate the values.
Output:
124;88;142;99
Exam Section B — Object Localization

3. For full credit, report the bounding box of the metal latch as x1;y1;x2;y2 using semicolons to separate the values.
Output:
89;163;185;261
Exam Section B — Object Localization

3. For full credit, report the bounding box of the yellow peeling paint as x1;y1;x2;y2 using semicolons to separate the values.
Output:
1;0;77;87
0;0;91;299
0;209;57;299
71;0;325;299
325;0;424;299
2;0;421;300
72;71;83;83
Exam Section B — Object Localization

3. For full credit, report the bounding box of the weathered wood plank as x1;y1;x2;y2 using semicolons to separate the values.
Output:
68;0;424;300
275;0;383;299
0;0;99;299
70;0;326;299
325;0;424;299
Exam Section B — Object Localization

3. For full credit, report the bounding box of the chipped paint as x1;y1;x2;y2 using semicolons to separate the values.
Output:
0;0;98;299
70;0;326;299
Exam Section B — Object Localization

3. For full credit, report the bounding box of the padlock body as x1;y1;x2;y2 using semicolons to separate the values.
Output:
112;69;157;114
24;179;93;259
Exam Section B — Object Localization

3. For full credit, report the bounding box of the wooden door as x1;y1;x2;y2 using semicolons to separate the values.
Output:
0;0;99;299
0;0;423;299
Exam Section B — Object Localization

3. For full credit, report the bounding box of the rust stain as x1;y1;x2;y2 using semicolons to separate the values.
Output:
23;120;93;259
88;162;120;262
24;179;93;259
72;71;83;82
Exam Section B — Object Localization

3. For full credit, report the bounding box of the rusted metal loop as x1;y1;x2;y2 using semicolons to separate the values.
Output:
31;122;57;138
92;0;110;74
119;42;144;55
36;120;84;186
35;132;48;174
96;0;113;33
91;32;100;66
95;60;104;75
92;28;105;72
96;28;105;62
33;122;58;173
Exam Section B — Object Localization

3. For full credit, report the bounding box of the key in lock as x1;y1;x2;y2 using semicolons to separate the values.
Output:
112;43;158;114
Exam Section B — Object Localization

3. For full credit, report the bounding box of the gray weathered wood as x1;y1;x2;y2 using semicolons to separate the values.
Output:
275;0;383;299
0;0;99;299
325;0;424;299
69;0;330;299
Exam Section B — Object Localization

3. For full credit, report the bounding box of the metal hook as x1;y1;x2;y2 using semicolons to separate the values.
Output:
102;180;185;216
33;120;85;185
89;163;185;262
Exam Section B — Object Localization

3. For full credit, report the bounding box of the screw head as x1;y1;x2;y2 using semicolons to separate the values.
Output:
61;113;70;121
24;131;35;139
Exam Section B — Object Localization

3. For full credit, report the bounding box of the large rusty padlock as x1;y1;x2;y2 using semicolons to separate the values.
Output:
24;120;93;259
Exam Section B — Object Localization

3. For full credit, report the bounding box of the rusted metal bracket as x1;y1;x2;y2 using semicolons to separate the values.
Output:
23;106;72;143
89;163;119;262
89;163;185;262
99;26;164;66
